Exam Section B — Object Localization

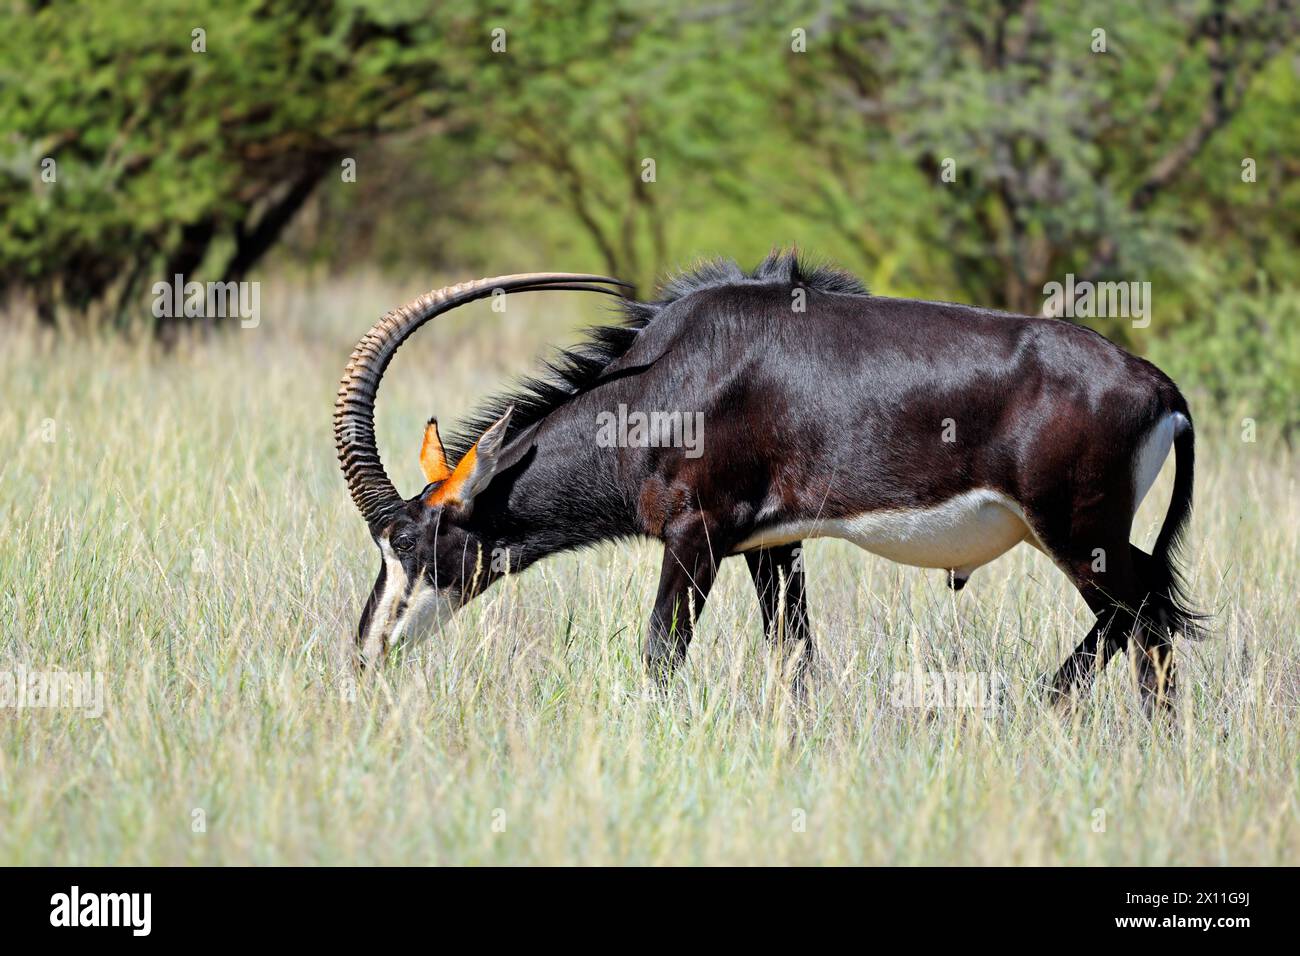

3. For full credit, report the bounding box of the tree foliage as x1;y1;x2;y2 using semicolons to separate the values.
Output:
781;0;1300;326
2;0;1298;432
0;0;465;325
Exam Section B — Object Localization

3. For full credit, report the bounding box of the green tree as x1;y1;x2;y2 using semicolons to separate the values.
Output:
0;0;467;327
779;0;1300;330
458;0;778;295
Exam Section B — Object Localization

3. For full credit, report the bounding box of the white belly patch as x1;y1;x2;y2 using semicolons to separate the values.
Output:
735;488;1033;575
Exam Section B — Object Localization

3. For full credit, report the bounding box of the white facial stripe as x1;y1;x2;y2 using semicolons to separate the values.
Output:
360;539;410;665
389;575;455;650
360;537;458;665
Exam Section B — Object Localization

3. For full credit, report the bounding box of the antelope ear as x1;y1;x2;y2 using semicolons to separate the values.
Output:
425;407;514;509
420;418;452;484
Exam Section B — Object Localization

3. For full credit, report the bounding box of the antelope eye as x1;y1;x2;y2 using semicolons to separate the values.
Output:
392;534;415;555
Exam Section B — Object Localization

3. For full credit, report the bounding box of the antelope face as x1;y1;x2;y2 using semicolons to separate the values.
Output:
354;409;513;668
333;274;627;672
356;506;483;666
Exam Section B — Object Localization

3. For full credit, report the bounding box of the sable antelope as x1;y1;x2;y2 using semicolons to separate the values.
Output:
335;253;1200;712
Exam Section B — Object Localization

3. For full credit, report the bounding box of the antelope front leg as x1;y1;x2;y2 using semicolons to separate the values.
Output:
645;532;720;682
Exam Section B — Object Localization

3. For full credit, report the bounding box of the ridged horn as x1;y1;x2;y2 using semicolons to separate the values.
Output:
334;273;632;532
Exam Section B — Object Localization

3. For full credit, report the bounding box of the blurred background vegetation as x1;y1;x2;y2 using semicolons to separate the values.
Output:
1;0;1297;436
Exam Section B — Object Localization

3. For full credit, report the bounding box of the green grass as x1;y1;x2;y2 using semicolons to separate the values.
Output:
1;273;1296;865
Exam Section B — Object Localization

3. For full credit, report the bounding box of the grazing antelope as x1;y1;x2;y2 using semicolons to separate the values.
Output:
335;253;1200;712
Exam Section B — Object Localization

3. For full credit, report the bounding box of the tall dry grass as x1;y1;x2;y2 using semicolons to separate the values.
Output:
0;273;1295;864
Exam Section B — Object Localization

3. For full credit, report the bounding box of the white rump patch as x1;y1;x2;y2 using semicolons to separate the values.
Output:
735;488;1033;577
1133;412;1185;512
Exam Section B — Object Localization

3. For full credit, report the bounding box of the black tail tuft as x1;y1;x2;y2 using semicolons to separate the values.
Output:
1150;412;1209;640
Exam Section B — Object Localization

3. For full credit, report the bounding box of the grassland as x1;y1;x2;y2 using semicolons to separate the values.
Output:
0;274;1296;865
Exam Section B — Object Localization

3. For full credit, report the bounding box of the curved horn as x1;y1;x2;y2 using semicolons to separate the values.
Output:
334;273;632;532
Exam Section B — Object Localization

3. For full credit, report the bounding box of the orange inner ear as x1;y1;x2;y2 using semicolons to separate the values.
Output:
420;419;452;484
424;442;478;507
